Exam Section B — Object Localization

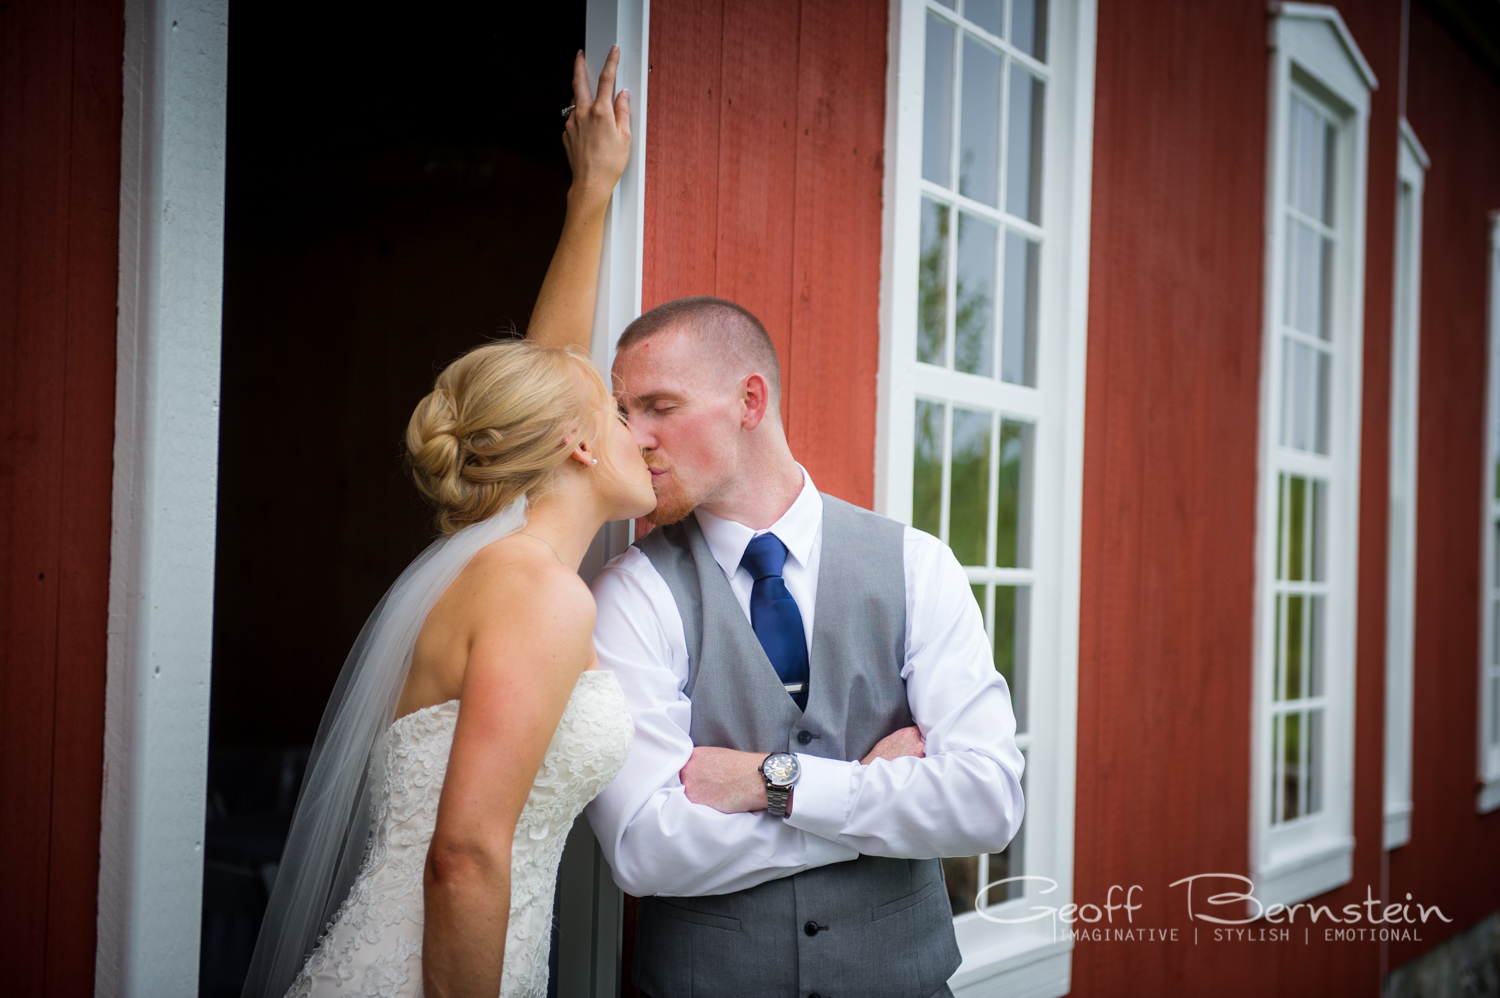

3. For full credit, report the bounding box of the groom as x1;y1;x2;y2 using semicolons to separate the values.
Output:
585;296;1025;998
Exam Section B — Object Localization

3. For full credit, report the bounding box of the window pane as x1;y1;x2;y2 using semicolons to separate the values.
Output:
1271;716;1282;821
923;16;956;186
1286;474;1306;582
919;199;950;364
913;400;944;537
1311;479;1327;581
965;0;1003;36
1285;221;1328;338
959;36;1002;207
956;213;998;376
1283;594;1305;701
1307;709;1324;814
1316;346;1331;451
1281;340;1329;454
997;419;1034;567
995;585;1030;732
1281;711;1302;821
1005;64;1045;223
1289;96;1330;223
1001;232;1039;385
944;855;978;914
1309;595;1324;697
1011;0;1048;60
950;407;992;565
1272;595;1283;700
986;751;1027;904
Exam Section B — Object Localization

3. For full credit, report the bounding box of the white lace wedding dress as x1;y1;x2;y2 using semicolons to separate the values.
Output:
285;669;633;998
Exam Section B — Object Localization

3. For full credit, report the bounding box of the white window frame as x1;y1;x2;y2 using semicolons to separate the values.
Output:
1251;3;1375;911
876;0;1096;994
1383;118;1428;849
1480;212;1500;814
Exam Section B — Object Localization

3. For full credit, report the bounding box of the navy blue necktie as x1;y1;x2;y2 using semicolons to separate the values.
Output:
740;533;810;710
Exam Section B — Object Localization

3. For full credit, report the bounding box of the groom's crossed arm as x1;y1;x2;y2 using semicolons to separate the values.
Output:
583;531;1025;899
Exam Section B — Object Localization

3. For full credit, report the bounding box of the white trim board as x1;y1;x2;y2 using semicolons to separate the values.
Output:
557;4;650;997
98;0;230;994
1480;211;1500;814
1383;117;1427;851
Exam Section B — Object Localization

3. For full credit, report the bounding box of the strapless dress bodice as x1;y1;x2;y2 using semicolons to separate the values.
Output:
286;669;633;998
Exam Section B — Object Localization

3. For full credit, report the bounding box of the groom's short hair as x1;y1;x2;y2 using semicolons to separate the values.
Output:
616;296;782;408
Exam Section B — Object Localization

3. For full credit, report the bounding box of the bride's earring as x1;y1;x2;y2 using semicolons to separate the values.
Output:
591;458;599;465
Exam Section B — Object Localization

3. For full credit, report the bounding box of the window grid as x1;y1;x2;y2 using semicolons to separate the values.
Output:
913;0;1049;919
1264;83;1345;833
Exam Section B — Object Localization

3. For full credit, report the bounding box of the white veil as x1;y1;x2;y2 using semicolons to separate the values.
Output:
240;496;529;998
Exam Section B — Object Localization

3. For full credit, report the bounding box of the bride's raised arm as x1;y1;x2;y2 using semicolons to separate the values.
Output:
526;46;631;353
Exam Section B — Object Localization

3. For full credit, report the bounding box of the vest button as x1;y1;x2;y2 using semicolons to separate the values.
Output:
810;994;824;998
804;920;819;936
797;730;813;744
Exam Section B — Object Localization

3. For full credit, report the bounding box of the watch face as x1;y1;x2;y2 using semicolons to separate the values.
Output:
762;753;799;786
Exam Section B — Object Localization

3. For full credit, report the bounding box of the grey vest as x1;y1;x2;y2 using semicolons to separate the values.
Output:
632;495;961;998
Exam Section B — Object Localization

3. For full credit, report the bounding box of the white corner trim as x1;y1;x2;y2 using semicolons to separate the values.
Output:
1268;2;1379;91
585;0;649;374
579;0;649;582
98;1;229;996
1399;117;1430;171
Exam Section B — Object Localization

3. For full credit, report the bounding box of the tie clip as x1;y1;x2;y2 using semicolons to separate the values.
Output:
783;682;807;693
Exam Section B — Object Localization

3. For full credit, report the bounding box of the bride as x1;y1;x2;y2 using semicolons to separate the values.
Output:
241;48;648;998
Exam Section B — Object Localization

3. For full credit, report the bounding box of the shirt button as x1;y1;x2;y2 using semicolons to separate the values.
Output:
797;730;813;744
804;920;820;936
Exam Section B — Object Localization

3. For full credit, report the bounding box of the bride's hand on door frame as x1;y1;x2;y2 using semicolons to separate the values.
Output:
562;45;631;208
526;45;631;352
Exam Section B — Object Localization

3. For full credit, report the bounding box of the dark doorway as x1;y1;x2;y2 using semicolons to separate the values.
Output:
202;4;586;994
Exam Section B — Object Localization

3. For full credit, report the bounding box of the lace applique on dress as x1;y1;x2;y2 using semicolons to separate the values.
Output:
285;670;633;998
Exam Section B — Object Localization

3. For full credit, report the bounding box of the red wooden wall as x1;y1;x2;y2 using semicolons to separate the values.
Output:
641;0;889;508
0;0;123;992
1078;0;1499;993
1389;0;1500;967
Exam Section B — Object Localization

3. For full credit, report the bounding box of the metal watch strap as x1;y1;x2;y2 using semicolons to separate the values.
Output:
766;784;791;818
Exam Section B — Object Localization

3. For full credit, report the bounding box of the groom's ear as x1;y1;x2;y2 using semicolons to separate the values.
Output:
739;372;773;431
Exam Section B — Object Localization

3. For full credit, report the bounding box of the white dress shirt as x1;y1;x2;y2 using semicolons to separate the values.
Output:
584;468;1025;898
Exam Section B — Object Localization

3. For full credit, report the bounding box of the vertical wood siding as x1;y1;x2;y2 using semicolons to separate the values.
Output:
1388;0;1500;967
0;0;124;992
1076;0;1403;992
642;0;888;507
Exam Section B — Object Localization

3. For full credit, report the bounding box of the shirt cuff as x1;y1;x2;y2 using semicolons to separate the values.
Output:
785;754;857;843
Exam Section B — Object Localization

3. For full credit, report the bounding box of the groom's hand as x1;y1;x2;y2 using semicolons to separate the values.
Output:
861;725;926;765
680;747;769;814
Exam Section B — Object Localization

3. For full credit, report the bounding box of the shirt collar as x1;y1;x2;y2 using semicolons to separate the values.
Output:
694;465;822;578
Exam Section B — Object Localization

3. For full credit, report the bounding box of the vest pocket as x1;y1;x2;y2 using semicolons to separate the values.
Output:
652;898;743;932
869;878;944;922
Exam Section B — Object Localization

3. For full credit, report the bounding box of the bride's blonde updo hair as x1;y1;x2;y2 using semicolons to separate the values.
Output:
406;339;610;535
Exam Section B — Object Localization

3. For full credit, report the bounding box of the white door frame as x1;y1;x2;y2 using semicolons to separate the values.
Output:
96;1;648;994
98;0;229;993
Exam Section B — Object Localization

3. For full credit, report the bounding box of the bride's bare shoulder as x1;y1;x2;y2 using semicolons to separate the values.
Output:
455;536;596;636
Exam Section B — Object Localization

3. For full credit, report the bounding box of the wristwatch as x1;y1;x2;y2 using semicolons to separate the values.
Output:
759;752;801;818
